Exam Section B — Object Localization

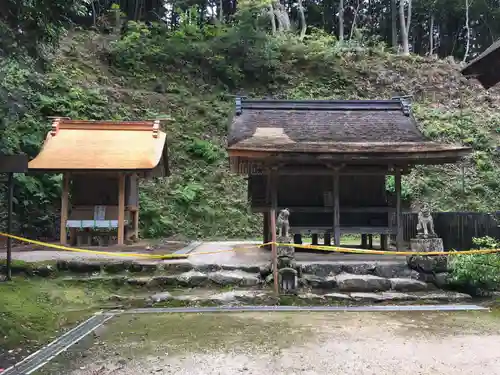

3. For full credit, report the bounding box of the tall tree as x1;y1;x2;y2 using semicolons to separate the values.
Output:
297;0;307;40
392;0;398;49
462;0;471;62
399;0;412;55
339;0;344;41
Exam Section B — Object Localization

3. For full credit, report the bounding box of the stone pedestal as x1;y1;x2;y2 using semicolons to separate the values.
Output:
407;236;448;281
265;236;300;294
277;236;295;258
410;237;444;253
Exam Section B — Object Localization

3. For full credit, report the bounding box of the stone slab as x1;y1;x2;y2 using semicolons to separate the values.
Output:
390;278;429;292
336;273;392;292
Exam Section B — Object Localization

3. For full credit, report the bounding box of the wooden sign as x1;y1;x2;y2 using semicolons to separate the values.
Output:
0;155;28;173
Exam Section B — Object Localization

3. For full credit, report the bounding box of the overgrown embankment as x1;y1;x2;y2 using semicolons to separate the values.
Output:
2;7;500;241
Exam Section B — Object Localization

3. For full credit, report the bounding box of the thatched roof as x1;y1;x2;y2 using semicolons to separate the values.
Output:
28;118;169;174
228;98;470;163
461;39;500;89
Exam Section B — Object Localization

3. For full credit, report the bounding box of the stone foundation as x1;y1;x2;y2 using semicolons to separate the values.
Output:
407;236;450;289
410;237;444;253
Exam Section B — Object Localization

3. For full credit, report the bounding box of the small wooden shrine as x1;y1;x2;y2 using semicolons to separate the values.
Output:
28;118;169;246
228;98;471;250
462;39;500;89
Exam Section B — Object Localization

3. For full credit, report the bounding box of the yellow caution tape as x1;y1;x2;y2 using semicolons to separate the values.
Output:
0;232;189;259
277;242;500;256
0;230;498;259
0;232;272;259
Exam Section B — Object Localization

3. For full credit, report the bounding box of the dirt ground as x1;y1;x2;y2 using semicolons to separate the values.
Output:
36;310;500;375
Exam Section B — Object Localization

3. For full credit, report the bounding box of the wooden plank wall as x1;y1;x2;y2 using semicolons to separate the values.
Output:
401;211;500;250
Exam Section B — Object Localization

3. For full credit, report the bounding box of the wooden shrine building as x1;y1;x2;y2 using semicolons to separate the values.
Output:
461;39;500;89
228;98;471;250
28;118;169;246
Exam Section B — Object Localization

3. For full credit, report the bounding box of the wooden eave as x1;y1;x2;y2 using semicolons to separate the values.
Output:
28;118;170;176
227;146;471;164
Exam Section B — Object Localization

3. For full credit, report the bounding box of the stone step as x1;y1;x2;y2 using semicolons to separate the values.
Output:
112;289;473;306
62;269;262;288
63;270;438;296
24;259;420;279
302;273;432;292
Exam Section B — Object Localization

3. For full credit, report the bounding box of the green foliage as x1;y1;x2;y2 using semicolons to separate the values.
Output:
3;0;500;241
385;175;412;201
0;52;138;237
186;138;223;164
0;0;86;59
449;237;500;293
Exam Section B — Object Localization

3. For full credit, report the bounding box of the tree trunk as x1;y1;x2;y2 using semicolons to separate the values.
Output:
274;1;290;32
399;0;410;55
429;13;434;55
350;0;361;39
269;3;276;34
405;0;412;36
297;0;307;40
339;0;344;42
462;0;470;62
391;0;397;49
219;0;223;22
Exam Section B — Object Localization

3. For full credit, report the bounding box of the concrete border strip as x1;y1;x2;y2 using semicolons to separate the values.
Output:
173;241;203;255
124;304;488;314
2;312;116;375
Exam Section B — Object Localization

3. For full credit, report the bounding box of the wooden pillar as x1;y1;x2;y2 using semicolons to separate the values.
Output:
311;233;319;245
117;173;126;246
270;167;279;295
395;168;403;251
263;212;270;245
293;233;302;245
6;173;13;280
380;234;387;250
324;233;332;246
133;209;139;241
333;170;340;246
60;173;70;245
368;234;373;249
361;234;367;249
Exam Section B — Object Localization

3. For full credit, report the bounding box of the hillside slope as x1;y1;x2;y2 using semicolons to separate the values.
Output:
9;27;500;239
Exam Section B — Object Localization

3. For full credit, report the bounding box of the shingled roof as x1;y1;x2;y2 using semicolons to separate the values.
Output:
28;118;169;174
228;98;470;163
461;39;500;89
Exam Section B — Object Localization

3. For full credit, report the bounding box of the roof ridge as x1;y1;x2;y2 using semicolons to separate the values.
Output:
235;97;412;116
49;118;162;137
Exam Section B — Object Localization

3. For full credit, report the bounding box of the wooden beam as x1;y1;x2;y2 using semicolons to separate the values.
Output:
251;206;395;213
292;226;396;235
117;173;126;246
333;170;340;246
60;173;70;245
270;167;279;295
279;167;396;176
395;168;403;251
244;166;411;176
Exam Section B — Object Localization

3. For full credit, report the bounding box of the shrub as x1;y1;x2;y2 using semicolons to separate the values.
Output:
448;237;500;294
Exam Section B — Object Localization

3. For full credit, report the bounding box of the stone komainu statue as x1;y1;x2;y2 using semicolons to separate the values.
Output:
276;208;290;238
417;203;436;238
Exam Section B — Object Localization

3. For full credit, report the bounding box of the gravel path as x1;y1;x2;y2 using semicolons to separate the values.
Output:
38;310;500;375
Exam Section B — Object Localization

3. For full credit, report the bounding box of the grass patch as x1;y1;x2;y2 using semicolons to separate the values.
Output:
95;312;316;356
0;278;126;350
